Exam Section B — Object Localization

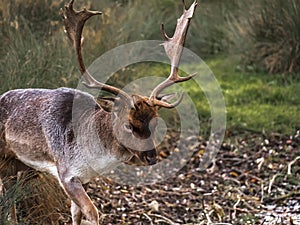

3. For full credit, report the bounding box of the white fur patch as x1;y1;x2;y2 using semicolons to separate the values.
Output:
16;157;59;179
88;154;120;174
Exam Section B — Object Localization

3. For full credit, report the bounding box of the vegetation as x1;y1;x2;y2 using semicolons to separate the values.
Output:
229;0;300;74
207;57;300;134
0;171;68;224
118;59;300;135
1;0;299;134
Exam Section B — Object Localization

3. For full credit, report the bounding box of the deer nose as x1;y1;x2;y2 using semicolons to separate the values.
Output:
146;155;156;165
145;149;157;165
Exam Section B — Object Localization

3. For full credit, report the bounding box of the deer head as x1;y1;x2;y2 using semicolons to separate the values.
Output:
60;0;197;166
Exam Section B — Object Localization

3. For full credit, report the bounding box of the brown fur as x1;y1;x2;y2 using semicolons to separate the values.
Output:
0;87;158;224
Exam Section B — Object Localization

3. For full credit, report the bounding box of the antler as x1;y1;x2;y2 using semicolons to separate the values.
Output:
60;0;134;108
148;0;197;108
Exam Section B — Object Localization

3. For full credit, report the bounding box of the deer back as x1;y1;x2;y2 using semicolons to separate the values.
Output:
0;88;118;178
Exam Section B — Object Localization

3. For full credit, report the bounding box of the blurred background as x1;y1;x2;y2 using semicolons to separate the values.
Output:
1;0;299;135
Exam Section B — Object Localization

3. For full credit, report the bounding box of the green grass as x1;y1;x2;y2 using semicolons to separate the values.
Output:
205;57;300;134
111;57;299;135
1;23;298;135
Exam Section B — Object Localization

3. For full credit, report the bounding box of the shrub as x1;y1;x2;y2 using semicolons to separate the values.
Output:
230;0;300;74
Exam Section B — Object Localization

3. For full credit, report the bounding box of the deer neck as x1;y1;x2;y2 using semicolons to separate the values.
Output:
73;107;131;163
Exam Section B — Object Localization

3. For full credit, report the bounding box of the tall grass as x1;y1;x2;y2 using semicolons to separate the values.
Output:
0;0;79;93
90;0;177;54
88;0;234;57
0;171;68;224
0;23;78;92
229;0;300;74
0;0;234;91
189;1;238;57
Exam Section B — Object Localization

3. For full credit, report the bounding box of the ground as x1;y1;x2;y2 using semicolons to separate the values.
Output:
85;130;300;225
1;130;299;224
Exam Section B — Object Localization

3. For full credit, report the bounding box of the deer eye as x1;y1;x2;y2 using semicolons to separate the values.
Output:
124;123;133;133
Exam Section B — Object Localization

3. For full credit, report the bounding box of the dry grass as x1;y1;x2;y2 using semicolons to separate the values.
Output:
0;167;69;224
229;0;300;74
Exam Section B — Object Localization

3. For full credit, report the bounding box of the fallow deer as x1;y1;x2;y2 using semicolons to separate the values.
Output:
0;0;197;224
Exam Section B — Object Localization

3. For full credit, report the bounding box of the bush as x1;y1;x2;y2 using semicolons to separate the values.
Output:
230;0;300;74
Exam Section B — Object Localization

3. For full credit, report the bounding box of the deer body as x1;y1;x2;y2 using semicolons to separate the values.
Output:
0;0;197;224
0;88;128;183
0;88;157;224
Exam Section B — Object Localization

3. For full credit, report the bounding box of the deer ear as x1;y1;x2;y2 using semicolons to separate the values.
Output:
132;95;144;110
95;97;117;112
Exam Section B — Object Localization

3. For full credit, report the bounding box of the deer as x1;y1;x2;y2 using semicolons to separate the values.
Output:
0;0;197;224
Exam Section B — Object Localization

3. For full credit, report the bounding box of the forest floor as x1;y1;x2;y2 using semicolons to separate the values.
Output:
2;129;299;225
85;130;300;225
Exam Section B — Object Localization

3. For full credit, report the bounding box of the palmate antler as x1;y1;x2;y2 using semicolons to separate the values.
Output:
148;0;198;108
60;0;197;109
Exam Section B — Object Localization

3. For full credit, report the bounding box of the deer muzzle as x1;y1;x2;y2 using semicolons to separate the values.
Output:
141;148;157;165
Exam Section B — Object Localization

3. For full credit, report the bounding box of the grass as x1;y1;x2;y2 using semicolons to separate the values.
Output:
205;57;300;134
1;0;299;136
229;0;300;74
0;171;68;224
0;21;77;92
0;22;298;135
110;57;299;136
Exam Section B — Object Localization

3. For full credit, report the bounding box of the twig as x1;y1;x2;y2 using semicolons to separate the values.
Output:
260;181;264;203
264;191;300;202
202;198;213;224
232;194;241;220
223;177;241;186
232;207;252;213
149;213;180;225
256;157;265;171
205;210;214;224
268;174;279;194
287;156;300;175
143;213;154;225
241;199;260;212
259;218;266;225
